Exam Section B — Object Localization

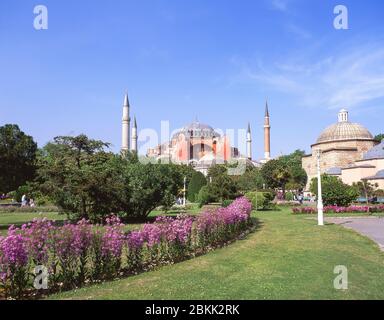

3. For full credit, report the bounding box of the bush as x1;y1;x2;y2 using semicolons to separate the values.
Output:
245;191;275;210
197;186;216;208
285;192;294;201
310;175;359;207
187;171;207;203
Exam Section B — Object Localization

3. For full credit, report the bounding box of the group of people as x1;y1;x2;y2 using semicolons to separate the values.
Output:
21;194;35;207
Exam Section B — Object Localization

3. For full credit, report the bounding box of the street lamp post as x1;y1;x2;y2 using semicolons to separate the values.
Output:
316;149;324;226
183;176;186;207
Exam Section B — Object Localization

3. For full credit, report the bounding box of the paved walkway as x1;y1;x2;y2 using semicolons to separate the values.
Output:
326;217;384;251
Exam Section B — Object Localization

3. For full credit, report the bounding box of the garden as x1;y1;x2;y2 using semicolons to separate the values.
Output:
0;197;253;299
1;125;384;300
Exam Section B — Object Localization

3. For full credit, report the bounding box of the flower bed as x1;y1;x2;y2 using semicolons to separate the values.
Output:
292;205;384;214
0;197;253;299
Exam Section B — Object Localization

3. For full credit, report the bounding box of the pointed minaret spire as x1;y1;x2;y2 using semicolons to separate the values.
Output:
265;100;270;117
263;100;271;161
246;122;252;160
121;92;131;153
124;92;130;107
131;115;138;154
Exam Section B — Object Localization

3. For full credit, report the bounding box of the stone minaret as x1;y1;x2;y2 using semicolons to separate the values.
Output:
131;116;138;153
121;93;130;152
264;101;271;161
246;122;252;160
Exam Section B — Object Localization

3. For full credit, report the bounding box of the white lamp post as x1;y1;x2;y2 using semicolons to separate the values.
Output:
183;176;186;207
316;149;324;226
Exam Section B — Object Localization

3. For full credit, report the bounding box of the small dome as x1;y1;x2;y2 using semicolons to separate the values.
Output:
316;122;373;144
316;109;373;144
363;140;384;160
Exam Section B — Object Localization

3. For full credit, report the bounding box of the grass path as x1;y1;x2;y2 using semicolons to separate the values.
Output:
50;208;384;300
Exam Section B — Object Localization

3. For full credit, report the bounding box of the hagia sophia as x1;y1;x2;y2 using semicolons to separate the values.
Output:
121;93;384;190
121;93;271;175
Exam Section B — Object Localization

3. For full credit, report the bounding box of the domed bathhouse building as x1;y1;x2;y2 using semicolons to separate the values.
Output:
302;109;384;190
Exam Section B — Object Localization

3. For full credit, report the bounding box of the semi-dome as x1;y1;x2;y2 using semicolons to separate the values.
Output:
173;120;220;139
315;109;373;144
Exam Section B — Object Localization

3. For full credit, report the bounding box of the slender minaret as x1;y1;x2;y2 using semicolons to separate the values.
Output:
121;93;130;152
131;116;138;154
264;100;271;161
246;122;252;160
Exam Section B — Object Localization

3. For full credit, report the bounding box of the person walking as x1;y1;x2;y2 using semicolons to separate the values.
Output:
21;194;27;207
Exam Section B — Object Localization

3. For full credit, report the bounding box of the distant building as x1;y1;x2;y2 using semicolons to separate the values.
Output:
121;92;272;175
302;109;384;190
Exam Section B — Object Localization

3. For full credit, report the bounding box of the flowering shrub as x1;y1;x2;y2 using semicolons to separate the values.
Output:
292;205;384;214
0;197;253;299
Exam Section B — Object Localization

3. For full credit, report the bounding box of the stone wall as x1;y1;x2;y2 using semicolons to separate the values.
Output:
302;139;376;190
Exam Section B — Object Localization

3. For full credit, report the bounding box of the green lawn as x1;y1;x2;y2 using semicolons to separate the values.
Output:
0;212;66;235
49;207;384;300
0;205;202;235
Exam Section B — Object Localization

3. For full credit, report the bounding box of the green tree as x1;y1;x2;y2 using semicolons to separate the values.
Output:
207;165;239;202
187;171;207;202
352;180;379;204
36;135;120;220
123;162;183;218
0;124;37;193
245;191;275;210
374;133;384;143
261;159;291;194
310;174;359;206
37;135;185;221
232;166;265;192
197;185;216;207
279;150;307;190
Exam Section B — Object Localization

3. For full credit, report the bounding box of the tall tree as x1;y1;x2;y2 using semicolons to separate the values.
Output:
187;171;207;202
352;180;379;204
260;159;291;194
207;165;239;202
279;150;308;190
0;124;37;193
37;135;114;219
233;166;265;192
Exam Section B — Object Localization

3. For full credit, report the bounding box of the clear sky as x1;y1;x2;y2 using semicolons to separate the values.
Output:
1;0;383;159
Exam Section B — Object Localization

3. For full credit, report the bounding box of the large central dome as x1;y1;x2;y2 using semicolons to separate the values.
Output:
173;120;220;139
315;109;373;144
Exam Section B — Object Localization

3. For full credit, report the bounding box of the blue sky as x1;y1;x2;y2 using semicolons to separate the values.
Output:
0;0;383;159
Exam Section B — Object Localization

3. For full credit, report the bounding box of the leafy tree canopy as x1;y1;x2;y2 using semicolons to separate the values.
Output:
374;133;384;143
310;174;359;206
0;124;37;193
